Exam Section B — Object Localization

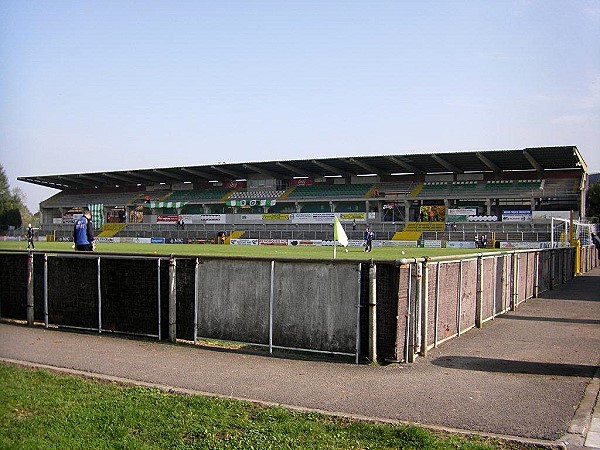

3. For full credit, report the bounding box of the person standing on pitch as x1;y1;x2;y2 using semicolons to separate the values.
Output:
73;210;96;251
364;225;373;252
26;223;35;250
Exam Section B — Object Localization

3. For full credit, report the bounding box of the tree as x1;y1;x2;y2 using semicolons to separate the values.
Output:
0;164;29;230
587;181;600;219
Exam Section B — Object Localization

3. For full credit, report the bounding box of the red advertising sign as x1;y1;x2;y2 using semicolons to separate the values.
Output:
157;214;179;223
224;180;247;188
290;178;314;187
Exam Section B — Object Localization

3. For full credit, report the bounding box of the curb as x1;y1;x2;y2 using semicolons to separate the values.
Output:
1;357;567;449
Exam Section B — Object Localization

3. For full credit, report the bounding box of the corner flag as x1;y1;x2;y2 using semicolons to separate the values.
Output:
333;216;348;247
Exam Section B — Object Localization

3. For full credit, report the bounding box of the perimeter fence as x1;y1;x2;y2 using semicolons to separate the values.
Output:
0;245;597;363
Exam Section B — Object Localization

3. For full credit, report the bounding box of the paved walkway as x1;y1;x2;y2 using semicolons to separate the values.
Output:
1;268;600;449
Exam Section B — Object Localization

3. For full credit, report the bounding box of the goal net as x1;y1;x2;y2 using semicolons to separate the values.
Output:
551;217;596;247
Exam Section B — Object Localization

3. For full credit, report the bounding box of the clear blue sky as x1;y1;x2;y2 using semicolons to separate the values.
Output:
1;0;599;212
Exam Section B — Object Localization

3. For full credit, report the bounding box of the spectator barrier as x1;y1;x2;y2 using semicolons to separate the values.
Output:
0;246;597;364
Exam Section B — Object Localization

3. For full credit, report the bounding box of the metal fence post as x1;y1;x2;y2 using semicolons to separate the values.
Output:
97;257;102;333
43;254;48;328
405;264;413;363
26;251;34;327
420;260;429;356
492;256;498;317
550;249;555;290
511;252;518;310
433;262;440;348
533;251;540;298
168;256;177;343
368;261;377;363
457;260;463;336
193;258;199;344
157;258;162;341
414;261;422;355
269;260;275;354
476;254;483;328
356;263;362;365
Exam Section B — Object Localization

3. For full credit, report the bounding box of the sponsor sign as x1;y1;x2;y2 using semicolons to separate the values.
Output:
240;214;262;221
179;214;225;224
532;210;571;221
96;237;121;243
120;237;152;244
447;208;477;222
151;237;166;244
382;240;418;247
322;239;377;247
224;180;247;188
339;212;366;221
501;210;532;222
288;239;322;246
290;212;335;223
290;178;314;187
230;238;259;245
262;213;290;221
446;241;477;249
157;214;179;223
499;241;545;249
259;239;288;246
187;238;208;244
421;240;443;248
226;199;276;207
467;215;498;222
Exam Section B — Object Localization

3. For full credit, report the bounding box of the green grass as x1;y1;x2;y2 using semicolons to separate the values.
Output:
0;363;536;450
0;240;495;261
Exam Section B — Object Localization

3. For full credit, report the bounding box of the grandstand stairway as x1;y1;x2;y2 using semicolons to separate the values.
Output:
393;221;446;241
226;230;245;244
392;230;421;241
97;223;127;238
408;184;424;198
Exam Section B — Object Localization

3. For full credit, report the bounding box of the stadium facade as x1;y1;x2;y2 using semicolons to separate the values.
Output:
19;146;590;246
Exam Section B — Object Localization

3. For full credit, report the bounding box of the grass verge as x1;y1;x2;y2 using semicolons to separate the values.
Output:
0;363;542;449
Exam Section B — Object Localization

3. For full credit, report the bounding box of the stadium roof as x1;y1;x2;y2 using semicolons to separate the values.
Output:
18;146;587;190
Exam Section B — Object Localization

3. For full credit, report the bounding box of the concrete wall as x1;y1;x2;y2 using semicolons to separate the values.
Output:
197;259;272;345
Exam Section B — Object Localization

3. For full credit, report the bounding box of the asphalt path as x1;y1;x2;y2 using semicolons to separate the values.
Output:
1;267;599;446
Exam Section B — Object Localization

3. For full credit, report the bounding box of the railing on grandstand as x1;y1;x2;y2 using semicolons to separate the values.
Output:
37;220;559;243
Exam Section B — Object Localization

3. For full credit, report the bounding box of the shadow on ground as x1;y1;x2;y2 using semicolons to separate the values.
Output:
431;355;598;377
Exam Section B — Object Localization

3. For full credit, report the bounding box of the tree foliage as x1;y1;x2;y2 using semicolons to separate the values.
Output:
587;180;600;219
0;164;29;229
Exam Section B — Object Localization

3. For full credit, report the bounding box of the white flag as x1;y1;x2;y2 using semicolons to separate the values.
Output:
333;216;349;247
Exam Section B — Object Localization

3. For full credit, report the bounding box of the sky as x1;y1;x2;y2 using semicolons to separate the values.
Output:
1;0;599;212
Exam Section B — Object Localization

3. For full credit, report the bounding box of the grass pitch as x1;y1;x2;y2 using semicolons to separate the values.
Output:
0;240;493;261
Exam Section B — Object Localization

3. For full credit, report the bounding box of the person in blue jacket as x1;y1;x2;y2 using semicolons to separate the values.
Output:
364;225;374;252
592;232;600;258
73;210;96;251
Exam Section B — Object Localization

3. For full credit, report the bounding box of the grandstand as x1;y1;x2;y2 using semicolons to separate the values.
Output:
17;146;591;247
